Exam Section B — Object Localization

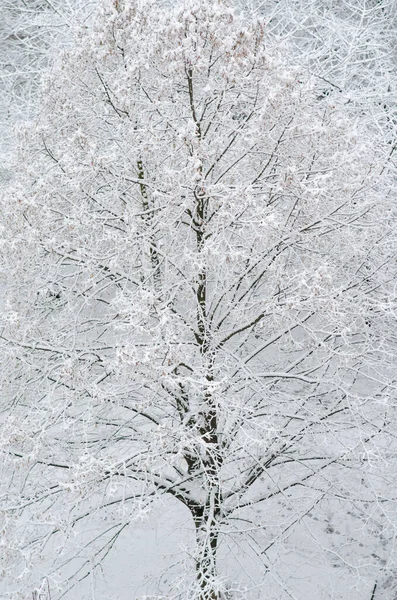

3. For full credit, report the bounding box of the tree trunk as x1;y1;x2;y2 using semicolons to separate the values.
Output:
195;520;220;600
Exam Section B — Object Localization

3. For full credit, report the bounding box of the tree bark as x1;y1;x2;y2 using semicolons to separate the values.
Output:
194;505;220;600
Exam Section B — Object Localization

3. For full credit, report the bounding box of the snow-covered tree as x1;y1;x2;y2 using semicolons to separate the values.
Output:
246;0;397;141
0;0;396;598
0;0;95;179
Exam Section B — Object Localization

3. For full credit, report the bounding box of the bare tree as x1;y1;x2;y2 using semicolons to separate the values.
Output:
0;1;396;598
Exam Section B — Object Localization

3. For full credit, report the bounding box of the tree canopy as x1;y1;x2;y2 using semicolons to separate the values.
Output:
0;1;396;599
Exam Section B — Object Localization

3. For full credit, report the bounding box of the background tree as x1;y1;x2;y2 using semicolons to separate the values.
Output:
0;0;396;599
